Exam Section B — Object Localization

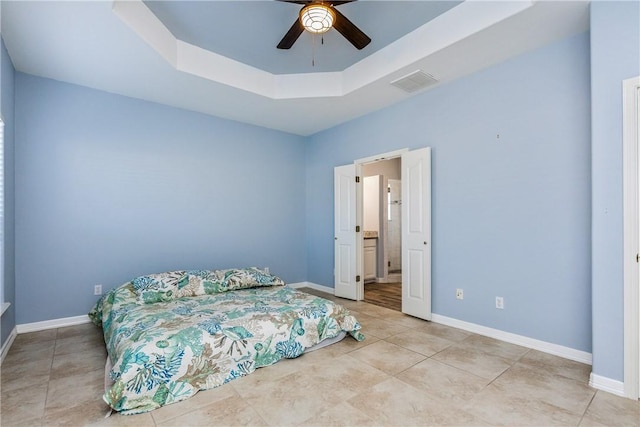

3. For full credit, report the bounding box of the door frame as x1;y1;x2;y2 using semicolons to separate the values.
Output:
623;76;640;399
355;149;409;301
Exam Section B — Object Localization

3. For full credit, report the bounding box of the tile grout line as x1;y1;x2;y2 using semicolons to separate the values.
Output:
578;390;598;426
40;328;60;425
483;347;532;389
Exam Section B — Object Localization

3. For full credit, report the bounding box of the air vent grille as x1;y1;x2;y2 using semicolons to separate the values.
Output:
390;70;438;93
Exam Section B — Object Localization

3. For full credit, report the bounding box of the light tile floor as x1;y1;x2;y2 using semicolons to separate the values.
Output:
1;288;639;426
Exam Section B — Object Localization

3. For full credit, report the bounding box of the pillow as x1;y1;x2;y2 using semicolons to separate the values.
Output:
202;267;285;293
134;268;284;303
133;271;188;304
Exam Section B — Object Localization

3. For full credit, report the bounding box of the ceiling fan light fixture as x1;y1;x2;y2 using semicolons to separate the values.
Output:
299;4;336;34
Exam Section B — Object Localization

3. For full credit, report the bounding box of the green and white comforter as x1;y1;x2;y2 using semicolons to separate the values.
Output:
89;268;364;415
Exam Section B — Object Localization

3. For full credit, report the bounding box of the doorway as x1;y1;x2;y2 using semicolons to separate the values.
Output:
333;147;432;321
362;158;402;311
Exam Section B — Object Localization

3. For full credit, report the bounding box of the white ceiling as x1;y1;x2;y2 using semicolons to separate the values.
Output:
1;1;590;136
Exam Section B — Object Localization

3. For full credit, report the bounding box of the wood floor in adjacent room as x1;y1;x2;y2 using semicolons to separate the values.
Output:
1;287;639;426
364;281;401;312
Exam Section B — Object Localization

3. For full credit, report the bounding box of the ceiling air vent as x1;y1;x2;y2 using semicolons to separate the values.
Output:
390;70;438;93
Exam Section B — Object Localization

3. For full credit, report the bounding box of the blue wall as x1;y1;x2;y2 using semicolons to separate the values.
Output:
1;37;16;349
590;1;640;382
14;74;306;324
306;33;592;352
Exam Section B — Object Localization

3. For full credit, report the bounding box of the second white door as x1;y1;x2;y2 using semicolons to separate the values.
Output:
401;147;432;320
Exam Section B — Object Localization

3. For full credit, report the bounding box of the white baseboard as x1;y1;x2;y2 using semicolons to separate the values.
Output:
431;314;593;365
288;281;335;295
0;326;17;365
590;373;626;397
436;314;628;397
288;285;590;366
16;315;90;334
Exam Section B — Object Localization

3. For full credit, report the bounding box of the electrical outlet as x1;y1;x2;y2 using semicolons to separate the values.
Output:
94;284;102;296
495;296;504;309
456;289;463;300
264;267;270;274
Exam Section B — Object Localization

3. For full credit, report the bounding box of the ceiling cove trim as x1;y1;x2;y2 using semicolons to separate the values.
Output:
112;0;534;101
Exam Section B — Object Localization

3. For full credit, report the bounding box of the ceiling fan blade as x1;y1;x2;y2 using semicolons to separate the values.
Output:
332;7;371;50
277;18;305;49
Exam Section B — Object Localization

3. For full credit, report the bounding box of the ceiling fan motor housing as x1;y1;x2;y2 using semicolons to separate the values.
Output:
299;4;336;34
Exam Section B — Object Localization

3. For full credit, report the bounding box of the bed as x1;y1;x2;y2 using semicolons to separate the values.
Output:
89;267;364;415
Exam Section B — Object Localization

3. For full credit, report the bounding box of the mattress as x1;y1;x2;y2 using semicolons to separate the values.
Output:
90;268;363;414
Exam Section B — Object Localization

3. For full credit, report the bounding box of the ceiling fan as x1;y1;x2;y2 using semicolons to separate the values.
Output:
276;1;371;50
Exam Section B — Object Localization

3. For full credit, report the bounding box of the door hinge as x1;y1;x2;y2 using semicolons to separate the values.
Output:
355;176;360;183
356;275;361;282
637;253;639;263
356;225;360;232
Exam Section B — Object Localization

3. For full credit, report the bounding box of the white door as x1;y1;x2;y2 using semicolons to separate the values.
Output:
334;164;358;299
401;148;432;320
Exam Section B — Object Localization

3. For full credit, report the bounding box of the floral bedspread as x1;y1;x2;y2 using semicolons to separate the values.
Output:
89;270;364;415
